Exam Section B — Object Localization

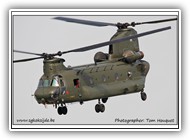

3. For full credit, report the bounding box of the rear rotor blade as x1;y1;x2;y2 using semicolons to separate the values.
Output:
54;17;177;29
60;26;171;54
13;56;44;63
53;16;116;27
14;50;43;56
133;18;177;26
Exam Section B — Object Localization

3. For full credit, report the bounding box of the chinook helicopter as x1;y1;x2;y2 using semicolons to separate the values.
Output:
13;16;177;115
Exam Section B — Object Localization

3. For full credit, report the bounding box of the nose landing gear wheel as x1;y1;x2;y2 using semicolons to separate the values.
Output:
57;106;68;115
57;106;63;115
62;106;68;115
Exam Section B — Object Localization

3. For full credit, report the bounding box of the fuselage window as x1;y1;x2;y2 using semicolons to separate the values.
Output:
102;75;106;82
89;77;94;85
51;79;59;87
127;71;132;78
115;73;119;80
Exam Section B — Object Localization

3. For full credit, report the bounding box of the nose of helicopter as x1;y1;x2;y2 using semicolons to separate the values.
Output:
34;87;60;104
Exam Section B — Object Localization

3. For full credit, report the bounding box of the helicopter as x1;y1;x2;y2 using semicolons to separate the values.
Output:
13;16;177;115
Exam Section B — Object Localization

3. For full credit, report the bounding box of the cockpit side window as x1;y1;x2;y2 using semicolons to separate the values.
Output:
38;79;50;87
43;80;49;87
50;75;65;87
60;79;64;87
51;79;59;87
38;79;43;87
38;75;64;88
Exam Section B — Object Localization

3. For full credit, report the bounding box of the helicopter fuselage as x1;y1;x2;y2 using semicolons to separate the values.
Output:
34;57;149;106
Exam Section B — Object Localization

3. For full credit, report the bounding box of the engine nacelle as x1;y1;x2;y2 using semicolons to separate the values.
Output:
94;52;108;63
122;50;144;63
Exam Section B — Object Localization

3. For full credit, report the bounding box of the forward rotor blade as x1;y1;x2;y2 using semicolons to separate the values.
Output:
61;26;171;54
53;16;116;27
13;56;44;63
14;50;43;56
134;18;177;26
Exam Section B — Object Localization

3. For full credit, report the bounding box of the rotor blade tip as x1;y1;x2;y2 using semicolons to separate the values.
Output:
53;17;59;20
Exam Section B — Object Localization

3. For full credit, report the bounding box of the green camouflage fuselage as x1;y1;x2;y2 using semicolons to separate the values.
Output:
34;28;150;105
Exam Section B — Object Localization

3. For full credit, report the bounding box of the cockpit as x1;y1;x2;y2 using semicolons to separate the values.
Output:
35;75;66;104
38;75;64;88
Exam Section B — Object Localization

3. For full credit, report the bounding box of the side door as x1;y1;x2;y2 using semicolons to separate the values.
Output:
73;78;83;104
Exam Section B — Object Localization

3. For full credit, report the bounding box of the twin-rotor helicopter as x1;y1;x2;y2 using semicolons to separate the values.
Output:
13;16;177;115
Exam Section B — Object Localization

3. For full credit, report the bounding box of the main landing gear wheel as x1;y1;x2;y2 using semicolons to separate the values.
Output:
57;106;68;115
95;99;105;113
141;92;147;101
95;104;105;113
